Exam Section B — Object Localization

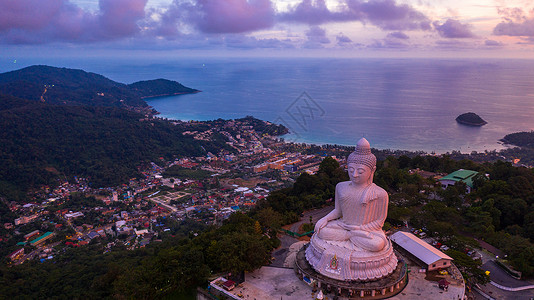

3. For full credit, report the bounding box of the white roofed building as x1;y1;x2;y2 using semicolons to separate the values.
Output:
390;231;453;271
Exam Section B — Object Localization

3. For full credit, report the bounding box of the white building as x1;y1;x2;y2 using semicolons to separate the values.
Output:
65;212;84;219
390;231;453;271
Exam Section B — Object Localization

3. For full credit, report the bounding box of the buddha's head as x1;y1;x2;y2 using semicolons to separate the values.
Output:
347;138;376;186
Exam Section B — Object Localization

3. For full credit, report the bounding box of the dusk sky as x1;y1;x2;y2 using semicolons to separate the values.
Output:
2;0;534;58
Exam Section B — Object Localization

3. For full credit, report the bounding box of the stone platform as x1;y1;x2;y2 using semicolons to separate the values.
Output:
295;243;408;299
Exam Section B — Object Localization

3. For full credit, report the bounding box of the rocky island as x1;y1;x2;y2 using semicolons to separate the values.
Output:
456;112;487;126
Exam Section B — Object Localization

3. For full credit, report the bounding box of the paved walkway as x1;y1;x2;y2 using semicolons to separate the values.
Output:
231;241;465;300
230;266;315;300
270;234;299;268
394;264;464;300
226;263;466;300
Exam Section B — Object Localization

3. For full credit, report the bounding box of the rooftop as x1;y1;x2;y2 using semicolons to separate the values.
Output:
438;169;478;188
30;231;54;245
390;231;452;266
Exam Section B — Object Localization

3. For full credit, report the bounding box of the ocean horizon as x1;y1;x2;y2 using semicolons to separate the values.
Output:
2;57;534;153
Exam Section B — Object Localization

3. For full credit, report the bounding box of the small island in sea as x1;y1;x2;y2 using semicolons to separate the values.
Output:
455;112;487;126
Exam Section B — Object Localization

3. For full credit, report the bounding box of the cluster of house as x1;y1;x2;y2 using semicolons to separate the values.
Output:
252;153;321;174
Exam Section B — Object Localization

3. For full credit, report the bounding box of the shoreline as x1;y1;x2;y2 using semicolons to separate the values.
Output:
140;90;201;100
151;113;512;155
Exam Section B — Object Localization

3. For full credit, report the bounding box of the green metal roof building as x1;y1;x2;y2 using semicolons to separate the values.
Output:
438;169;479;193
30;232;54;246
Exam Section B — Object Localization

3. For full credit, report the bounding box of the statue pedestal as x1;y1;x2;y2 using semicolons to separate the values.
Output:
296;243;408;299
305;235;398;281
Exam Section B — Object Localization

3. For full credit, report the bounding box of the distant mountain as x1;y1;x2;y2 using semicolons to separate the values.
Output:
0;65;198;108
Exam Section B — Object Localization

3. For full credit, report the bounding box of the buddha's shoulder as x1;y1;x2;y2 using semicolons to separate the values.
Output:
336;181;350;187
335;181;352;190
335;182;387;196
370;184;388;198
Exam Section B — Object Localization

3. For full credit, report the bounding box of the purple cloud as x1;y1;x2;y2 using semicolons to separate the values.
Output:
0;0;63;31
279;0;431;31
278;0;347;25
223;35;295;49
369;32;410;49
485;39;503;47
182;0;275;34
433;19;475;38
0;0;88;43
369;38;409;49
347;0;431;30
387;31;409;39
497;7;526;23
493;7;534;37
303;26;330;48
494;18;534;37
99;0;147;39
306;26;330;43
434;39;472;49
517;37;534;44
145;3;183;38
336;33;353;44
0;0;148;43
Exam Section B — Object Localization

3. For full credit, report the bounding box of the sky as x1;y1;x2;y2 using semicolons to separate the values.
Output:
2;0;534;58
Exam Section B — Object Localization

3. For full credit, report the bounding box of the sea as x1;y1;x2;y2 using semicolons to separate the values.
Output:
3;57;534;153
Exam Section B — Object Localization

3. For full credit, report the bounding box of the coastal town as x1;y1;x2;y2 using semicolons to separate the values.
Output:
2;117;335;265
3;115;530;266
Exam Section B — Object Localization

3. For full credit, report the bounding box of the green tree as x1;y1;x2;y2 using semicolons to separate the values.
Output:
445;249;489;284
253;207;283;231
207;232;271;274
465;207;495;236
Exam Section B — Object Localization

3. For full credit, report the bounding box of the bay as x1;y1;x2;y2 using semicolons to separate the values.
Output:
2;57;534;153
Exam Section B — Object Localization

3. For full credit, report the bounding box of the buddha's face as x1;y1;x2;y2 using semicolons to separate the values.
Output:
348;163;375;186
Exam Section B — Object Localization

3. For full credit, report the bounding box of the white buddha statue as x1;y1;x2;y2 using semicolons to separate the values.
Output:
305;138;397;281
